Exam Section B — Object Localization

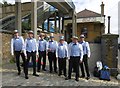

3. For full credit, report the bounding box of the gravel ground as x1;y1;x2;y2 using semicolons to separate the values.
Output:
1;61;119;87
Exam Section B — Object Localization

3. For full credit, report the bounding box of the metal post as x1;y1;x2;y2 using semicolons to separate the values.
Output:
72;10;76;36
31;0;37;38
47;18;50;32
62;17;64;34
108;16;111;34
15;0;22;35
54;12;57;33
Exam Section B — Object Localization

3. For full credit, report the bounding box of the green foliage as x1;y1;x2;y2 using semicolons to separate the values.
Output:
22;22;31;30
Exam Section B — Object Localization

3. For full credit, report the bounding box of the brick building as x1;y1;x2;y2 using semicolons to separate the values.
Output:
64;2;105;43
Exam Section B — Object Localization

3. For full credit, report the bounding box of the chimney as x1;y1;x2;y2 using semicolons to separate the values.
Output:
108;16;111;34
101;2;104;16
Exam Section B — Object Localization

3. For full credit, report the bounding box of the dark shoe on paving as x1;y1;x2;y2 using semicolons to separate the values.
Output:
55;71;57;73
86;77;90;80
33;74;39;77
80;75;85;78
50;71;52;73
18;72;21;75
37;70;40;72
64;75;67;77
65;77;71;80
75;78;79;82
58;74;61;76
25;76;29;79
42;69;47;71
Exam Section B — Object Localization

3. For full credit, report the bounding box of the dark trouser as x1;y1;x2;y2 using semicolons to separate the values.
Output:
68;56;80;79
48;52;57;72
37;51;46;71
26;51;36;75
80;54;90;77
14;51;27;76
58;58;66;76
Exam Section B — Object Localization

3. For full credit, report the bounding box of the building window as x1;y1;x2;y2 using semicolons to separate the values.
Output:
81;27;88;38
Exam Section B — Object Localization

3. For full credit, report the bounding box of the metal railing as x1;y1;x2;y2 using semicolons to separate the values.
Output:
1;4;56;30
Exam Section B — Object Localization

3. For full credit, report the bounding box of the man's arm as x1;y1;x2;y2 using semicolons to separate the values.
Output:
86;42;91;58
11;38;14;56
35;39;38;56
80;44;83;62
24;39;27;56
20;36;25;51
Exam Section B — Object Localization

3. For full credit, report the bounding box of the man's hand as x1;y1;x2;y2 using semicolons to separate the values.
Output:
36;55;39;58
11;53;14;57
80;60;83;63
48;49;51;52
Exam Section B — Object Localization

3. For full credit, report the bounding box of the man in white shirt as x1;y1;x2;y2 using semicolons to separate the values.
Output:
24;30;39;78
47;35;58;73
11;30;27;79
56;36;68;77
37;33;48;72
65;36;83;81
79;34;91;80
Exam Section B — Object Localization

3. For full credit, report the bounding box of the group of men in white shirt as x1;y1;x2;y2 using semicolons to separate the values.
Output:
11;30;91;81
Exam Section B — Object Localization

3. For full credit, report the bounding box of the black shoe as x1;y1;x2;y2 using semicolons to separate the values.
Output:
65;77;71;80
33;74;39;77
37;70;40;72
86;77;90;80
75;78;79;82
42;69;47;71
58;74;62;76
80;75;85;78
50;71;52;73
64;74;67;77
18;72;21;75
54;71;57;73
25;76;29;79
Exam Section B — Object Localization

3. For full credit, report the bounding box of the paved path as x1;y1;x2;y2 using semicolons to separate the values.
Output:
1;62;119;87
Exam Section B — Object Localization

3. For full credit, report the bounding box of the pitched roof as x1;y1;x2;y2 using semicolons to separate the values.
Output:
77;9;101;18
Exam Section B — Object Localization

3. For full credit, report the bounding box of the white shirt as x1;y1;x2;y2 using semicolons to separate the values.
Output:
68;42;83;61
79;41;91;58
56;43;68;58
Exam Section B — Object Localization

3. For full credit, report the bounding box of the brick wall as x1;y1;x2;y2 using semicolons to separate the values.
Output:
1;32;13;61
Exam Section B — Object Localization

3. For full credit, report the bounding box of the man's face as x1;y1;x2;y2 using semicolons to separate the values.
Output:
40;35;44;39
14;32;19;36
60;40;64;44
73;38;78;43
80;37;84;41
50;37;54;41
29;33;33;38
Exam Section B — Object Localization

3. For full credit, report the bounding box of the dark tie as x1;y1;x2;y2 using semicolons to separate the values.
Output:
73;43;77;45
40;39;43;41
60;44;63;46
50;41;53;42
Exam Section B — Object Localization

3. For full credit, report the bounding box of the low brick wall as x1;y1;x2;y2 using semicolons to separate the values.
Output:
1;32;13;60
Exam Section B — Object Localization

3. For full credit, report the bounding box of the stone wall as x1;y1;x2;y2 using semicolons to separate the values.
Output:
1;32;13;62
89;43;102;72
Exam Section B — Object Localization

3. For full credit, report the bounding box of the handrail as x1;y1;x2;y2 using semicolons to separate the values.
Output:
2;4;55;29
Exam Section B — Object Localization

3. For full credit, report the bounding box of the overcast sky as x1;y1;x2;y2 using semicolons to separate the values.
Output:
1;0;120;42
